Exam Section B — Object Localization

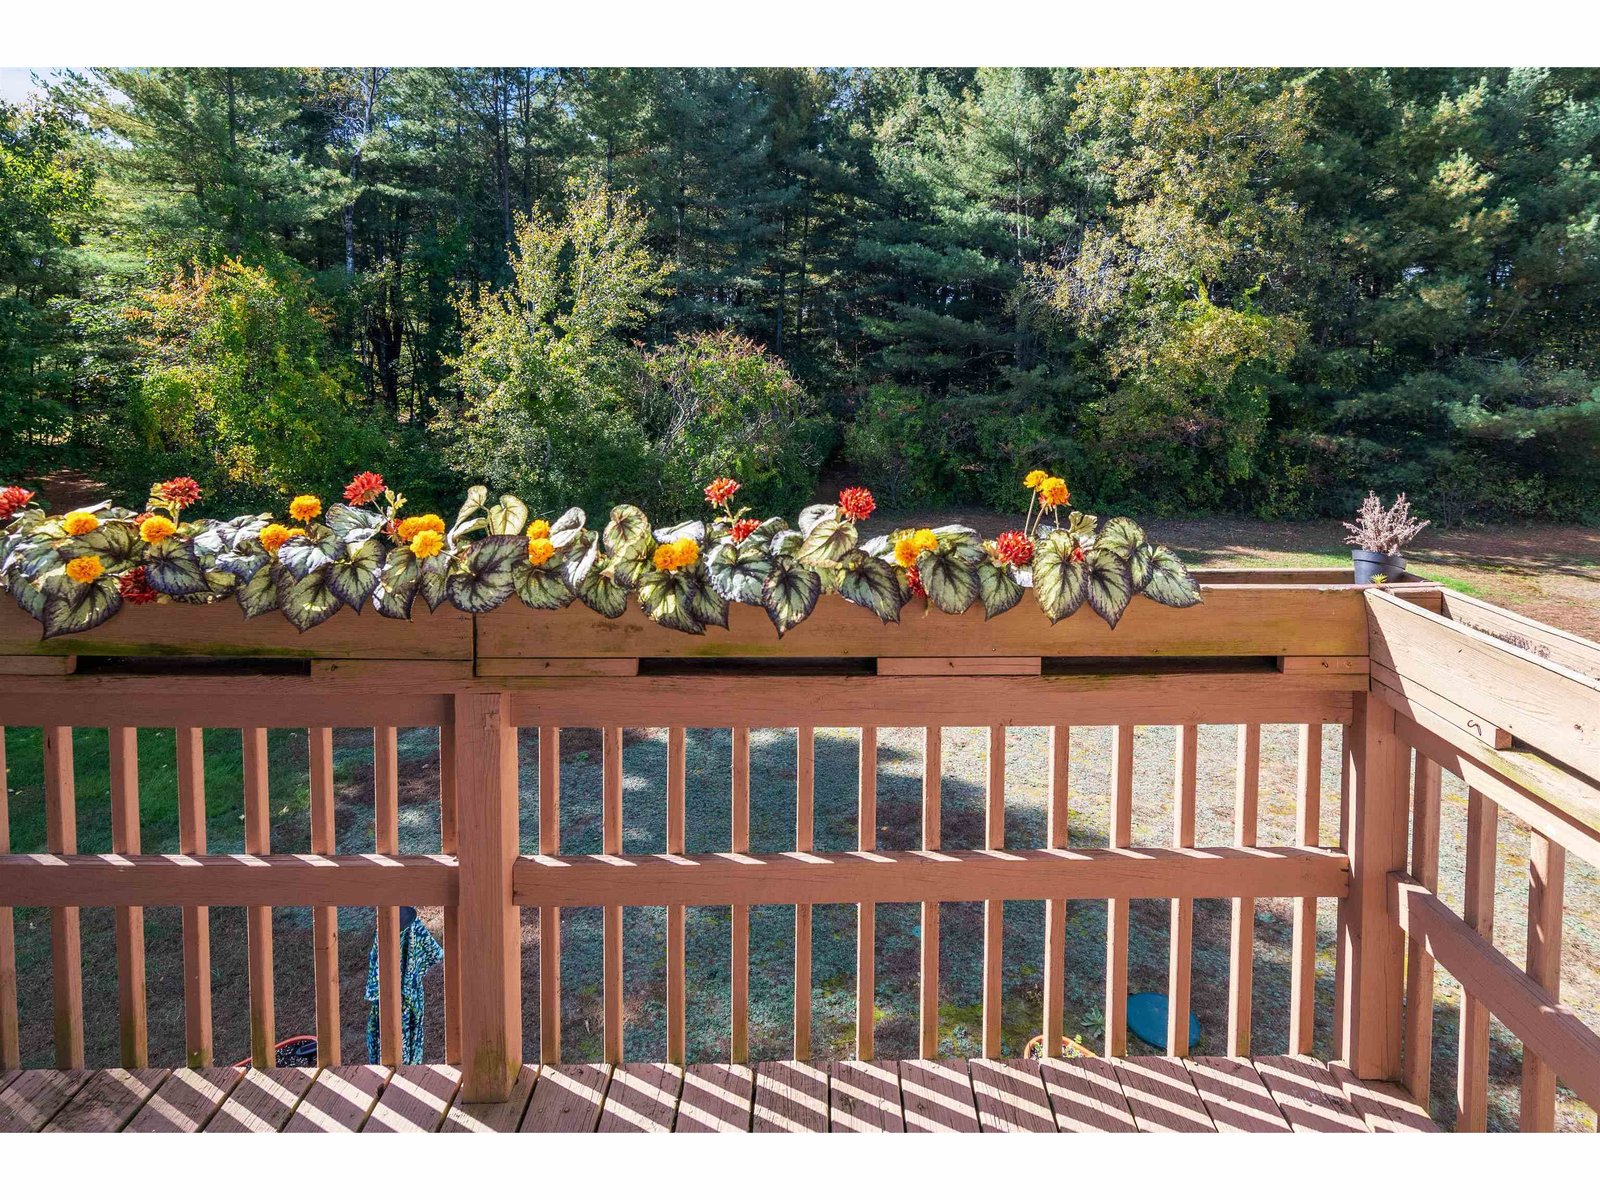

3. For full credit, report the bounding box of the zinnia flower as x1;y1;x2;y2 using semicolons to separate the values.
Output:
1024;470;1048;491
526;518;551;540
139;515;177;545
704;477;740;507
527;536;556;567
410;529;446;559
259;523;301;554
119;566;159;605
289;494;323;523
396;513;445;542
62;511;100;536
1038;477;1070;510
995;530;1034;567
343;471;385;506
907;565;926;598
838;486;876;522
64;554;104;584
0;486;34;522
893;528;939;569
1071;542;1086;564
729;518;760;543
158;477;201;509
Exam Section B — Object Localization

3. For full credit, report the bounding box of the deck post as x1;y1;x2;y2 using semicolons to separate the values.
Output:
1337;690;1409;1080
454;690;522;1102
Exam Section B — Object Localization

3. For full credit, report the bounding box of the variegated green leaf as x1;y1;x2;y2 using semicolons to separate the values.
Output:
768;529;803;559
796;514;857;566
373;548;420;620
1083;546;1135;628
707;538;772;605
42;576;121;639
237;566;280;618
447;534;523;613
514;561;574;610
654;519;705;545
325;504;386;538
604;504;651;553
488;494;529;536
276;528;342;581
418;553;451;612
277;569;342;632
143;538;208;596
977;559;1024;619
1033;532;1087;623
550;506;587;536
215;549;268;582
577;568;627;619
1141;547;1202;608
638;567;705;635
1129;542;1155;591
6;570;46;620
797;503;835;534
328;535;385;611
453;485;488;534
837;552;902;623
1065;511;1098;539
562;531;600;589
1096;516;1144;558
915;546;979;614
73;522;140;573
761;558;821;637
685;563;728;629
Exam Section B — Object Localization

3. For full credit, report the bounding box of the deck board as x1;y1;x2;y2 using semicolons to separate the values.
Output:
440;1064;538;1133
125;1067;243;1132
1113;1057;1216;1132
1186;1057;1291;1132
899;1058;980;1132
752;1060;829;1132
520;1063;611;1132
206;1067;319;1133
364;1064;461;1133
44;1068;167;1131
829;1060;903;1132
1039;1057;1138;1132
281;1064;391;1132
1254;1055;1367;1132
676;1063;754;1132
970;1058;1056;1132
598;1062;683;1132
0;1070;90;1131
1328;1062;1440;1133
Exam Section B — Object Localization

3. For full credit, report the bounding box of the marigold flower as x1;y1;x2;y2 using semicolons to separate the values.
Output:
289;494;323;523
652;537;700;572
838;486;876;522
527;536;556;567
343;471;385;506
673;537;700;569
893;528;939;569
396;513;445;542
1024;469;1048;491
62;511;100;536
139;515;177;545
0;486;34;522
996;530;1034;567
119;566;159;605
1038;477;1070;510
259;523;301;554
410;529;446;560
526;518;551;540
64;554;104;584
653;543;678;571
704;477;740;507
729;518;760;543
158;476;201;509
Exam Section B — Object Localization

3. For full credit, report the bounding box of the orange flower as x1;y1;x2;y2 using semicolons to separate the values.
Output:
288;494;323;522
652;537;700;572
157;477;201;509
1023;470;1048;491
653;542;679;571
0;486;34;522
673;537;700;569
410;529;446;559
729;518;760;543
995;530;1034;567
62;511;100;536
139;515;177;545
838;486;876;522
1038;477;1070;510
342;471;385;505
526;518;551;540
704;477;740;506
527;536;556;567
259;523;302;554
396;513;445;542
64;554;104;584
893;528;939;568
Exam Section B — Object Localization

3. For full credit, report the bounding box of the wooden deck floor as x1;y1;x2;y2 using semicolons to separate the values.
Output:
0;1055;1438;1133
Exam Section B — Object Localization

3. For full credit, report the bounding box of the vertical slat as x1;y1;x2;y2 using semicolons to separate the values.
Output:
176;725;212;1068
1401;752;1441;1104
1289;723;1323;1055
1332;720;1353;1063
374;724;402;1067
109;727;148;1068
857;726;876;1061
1456;787;1498;1131
438;724;461;1065
309;726;340;1066
1042;725;1069;1057
666;726;687;1067
602;725;624;1065
1167;724;1197;1057
455;691;522;1103
731;726;751;1063
44;726;83;1068
794;726;814;1061
0;727;17;1071
242;727;275;1068
1105;724;1133;1057
537;726;561;1064
1520;831;1566;1132
919;726;941;1060
1228;723;1260;1055
982;723;1005;1059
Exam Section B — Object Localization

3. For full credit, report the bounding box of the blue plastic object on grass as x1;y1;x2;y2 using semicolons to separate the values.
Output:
1127;992;1201;1050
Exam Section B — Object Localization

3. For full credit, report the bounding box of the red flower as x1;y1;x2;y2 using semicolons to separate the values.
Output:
343;471;385;506
158;476;202;509
1071;543;1086;563
729;518;761;543
906;565;927;598
0;486;35;523
704;477;740;506
996;530;1034;567
118;567;160;605
838;486;876;522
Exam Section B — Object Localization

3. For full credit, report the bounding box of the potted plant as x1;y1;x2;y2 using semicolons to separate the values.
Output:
1343;491;1429;584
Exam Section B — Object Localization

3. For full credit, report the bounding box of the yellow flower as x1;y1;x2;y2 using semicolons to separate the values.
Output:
410;529;446;560
288;494;322;522
526;518;551;539
64;554;104;584
139;515;177;545
1038;477;1070;510
396;513;445;542
527;536;556;567
62;511;100;536
652;542;679;571
1023;469;1048;491
894;528;940;568
672;537;699;569
259;524;304;554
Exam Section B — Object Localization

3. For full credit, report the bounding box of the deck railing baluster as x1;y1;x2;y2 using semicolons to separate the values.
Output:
175;725;211;1068
309;726;341;1065
375;724;402;1066
1401;750;1441;1104
1520;830;1566;1131
242;726;275;1067
44;725;82;1069
919;726;940;1060
603;725;624;1065
537;725;561;1063
1105;724;1133;1057
0;725;16;1071
1042;725;1069;1057
1289;723;1323;1055
1228;723;1260;1055
438;723;461;1065
731;726;751;1063
1456;786;1498;1131
857;727;878;1061
109;726;147;1069
982;723;1005;1059
667;726;687;1067
794;726;815;1062
1168;723;1198;1057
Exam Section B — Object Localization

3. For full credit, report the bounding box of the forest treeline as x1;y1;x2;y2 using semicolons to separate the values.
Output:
3;67;1599;522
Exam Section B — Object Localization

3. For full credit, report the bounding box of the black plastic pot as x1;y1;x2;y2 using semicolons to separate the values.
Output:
1352;548;1405;584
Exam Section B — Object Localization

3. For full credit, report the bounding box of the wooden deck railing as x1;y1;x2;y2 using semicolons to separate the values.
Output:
0;569;1596;1130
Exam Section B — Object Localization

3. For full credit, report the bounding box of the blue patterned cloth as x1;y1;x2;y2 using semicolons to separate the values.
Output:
365;911;444;1065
